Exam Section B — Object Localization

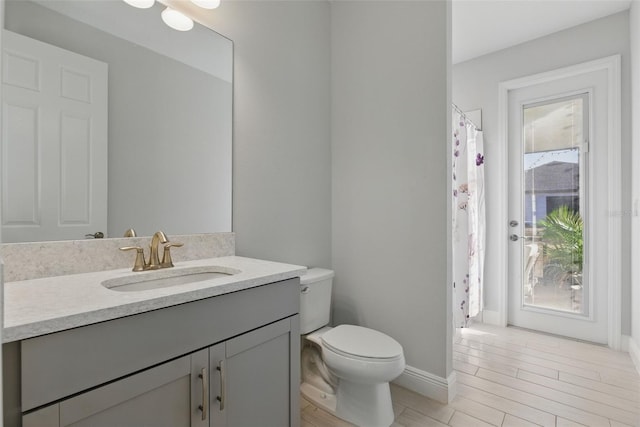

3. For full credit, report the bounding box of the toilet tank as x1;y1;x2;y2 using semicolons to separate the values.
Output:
299;268;335;334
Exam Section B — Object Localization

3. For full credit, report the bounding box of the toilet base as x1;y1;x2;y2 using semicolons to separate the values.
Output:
335;381;395;427
301;380;395;427
300;382;337;414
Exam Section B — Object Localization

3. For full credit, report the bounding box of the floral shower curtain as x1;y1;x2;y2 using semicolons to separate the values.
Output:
452;107;485;328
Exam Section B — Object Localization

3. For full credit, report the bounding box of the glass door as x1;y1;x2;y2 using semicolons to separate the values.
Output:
520;95;588;315
506;63;613;345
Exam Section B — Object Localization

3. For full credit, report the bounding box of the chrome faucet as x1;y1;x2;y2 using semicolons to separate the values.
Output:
147;230;169;270
120;230;183;272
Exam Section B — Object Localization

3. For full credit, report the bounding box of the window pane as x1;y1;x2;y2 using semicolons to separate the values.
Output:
522;97;585;314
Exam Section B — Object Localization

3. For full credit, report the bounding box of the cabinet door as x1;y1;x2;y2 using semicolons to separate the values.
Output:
23;404;59;427
211;318;294;427
24;350;209;427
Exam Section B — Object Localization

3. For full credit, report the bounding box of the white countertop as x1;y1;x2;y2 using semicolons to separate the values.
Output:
4;256;306;343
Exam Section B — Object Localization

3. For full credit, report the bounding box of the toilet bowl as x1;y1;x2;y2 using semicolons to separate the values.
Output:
319;325;405;384
299;269;405;427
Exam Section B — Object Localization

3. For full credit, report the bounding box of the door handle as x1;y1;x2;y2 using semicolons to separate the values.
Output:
216;360;226;411
85;231;104;239
198;367;208;421
510;234;531;241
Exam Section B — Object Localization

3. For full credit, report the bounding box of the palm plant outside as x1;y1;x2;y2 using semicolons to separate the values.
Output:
539;205;583;283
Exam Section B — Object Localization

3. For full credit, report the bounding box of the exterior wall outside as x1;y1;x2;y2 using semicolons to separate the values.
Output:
331;1;451;379
524;193;578;226
452;12;632;334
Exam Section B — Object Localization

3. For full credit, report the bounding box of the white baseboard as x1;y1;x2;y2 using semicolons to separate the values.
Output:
629;336;640;376
393;365;457;404
621;334;630;352
481;309;502;326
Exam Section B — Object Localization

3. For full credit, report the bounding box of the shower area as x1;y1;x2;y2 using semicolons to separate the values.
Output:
452;106;485;328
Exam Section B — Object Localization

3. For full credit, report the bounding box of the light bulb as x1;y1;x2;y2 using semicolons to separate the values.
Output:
191;0;220;9
123;0;155;9
161;7;194;31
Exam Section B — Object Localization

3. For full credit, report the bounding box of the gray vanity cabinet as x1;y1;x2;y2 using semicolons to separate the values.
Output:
23;317;295;427
24;349;209;427
9;278;301;427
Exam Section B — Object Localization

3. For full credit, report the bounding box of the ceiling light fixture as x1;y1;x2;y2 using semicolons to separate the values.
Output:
122;0;155;9
190;0;220;9
123;0;221;32
161;7;194;31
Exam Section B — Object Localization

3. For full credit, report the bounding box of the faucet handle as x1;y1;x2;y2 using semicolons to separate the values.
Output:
161;242;184;268
120;246;147;272
123;228;137;237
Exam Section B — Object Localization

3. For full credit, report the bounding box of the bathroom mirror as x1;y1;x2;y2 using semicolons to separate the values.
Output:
1;0;232;242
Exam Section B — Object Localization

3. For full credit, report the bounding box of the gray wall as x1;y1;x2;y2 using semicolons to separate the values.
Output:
452;11;632;335
631;0;640;346
5;1;233;239
211;0;452;380
205;1;332;269
331;1;451;378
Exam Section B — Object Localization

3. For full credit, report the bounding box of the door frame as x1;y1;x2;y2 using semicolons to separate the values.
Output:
495;55;622;349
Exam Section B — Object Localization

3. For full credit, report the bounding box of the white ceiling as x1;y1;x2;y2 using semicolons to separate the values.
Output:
452;0;632;64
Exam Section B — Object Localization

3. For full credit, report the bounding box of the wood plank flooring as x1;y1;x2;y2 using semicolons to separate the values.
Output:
301;324;640;427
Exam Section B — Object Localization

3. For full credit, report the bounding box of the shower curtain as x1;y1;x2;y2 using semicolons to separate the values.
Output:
452;107;485;328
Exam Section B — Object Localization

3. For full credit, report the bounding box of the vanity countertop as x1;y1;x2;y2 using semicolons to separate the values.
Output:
3;256;306;343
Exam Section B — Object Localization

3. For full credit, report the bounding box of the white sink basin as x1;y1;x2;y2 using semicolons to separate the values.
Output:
102;266;241;292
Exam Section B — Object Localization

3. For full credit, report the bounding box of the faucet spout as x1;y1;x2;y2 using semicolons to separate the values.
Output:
148;230;168;269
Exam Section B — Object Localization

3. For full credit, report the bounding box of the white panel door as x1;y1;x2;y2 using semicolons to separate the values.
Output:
1;30;107;242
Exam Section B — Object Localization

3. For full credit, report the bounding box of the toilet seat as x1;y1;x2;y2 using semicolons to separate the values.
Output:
321;325;403;361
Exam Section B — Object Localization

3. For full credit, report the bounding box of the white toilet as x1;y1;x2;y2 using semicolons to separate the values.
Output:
299;268;405;427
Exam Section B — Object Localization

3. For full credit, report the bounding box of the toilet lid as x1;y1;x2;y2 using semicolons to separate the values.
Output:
321;325;403;359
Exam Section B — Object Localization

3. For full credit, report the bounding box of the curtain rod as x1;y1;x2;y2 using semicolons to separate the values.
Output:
452;103;481;130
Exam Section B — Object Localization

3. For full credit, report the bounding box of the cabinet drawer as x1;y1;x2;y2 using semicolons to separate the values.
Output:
21;278;299;411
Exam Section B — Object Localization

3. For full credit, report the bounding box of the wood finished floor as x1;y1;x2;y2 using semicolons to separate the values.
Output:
300;324;640;427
